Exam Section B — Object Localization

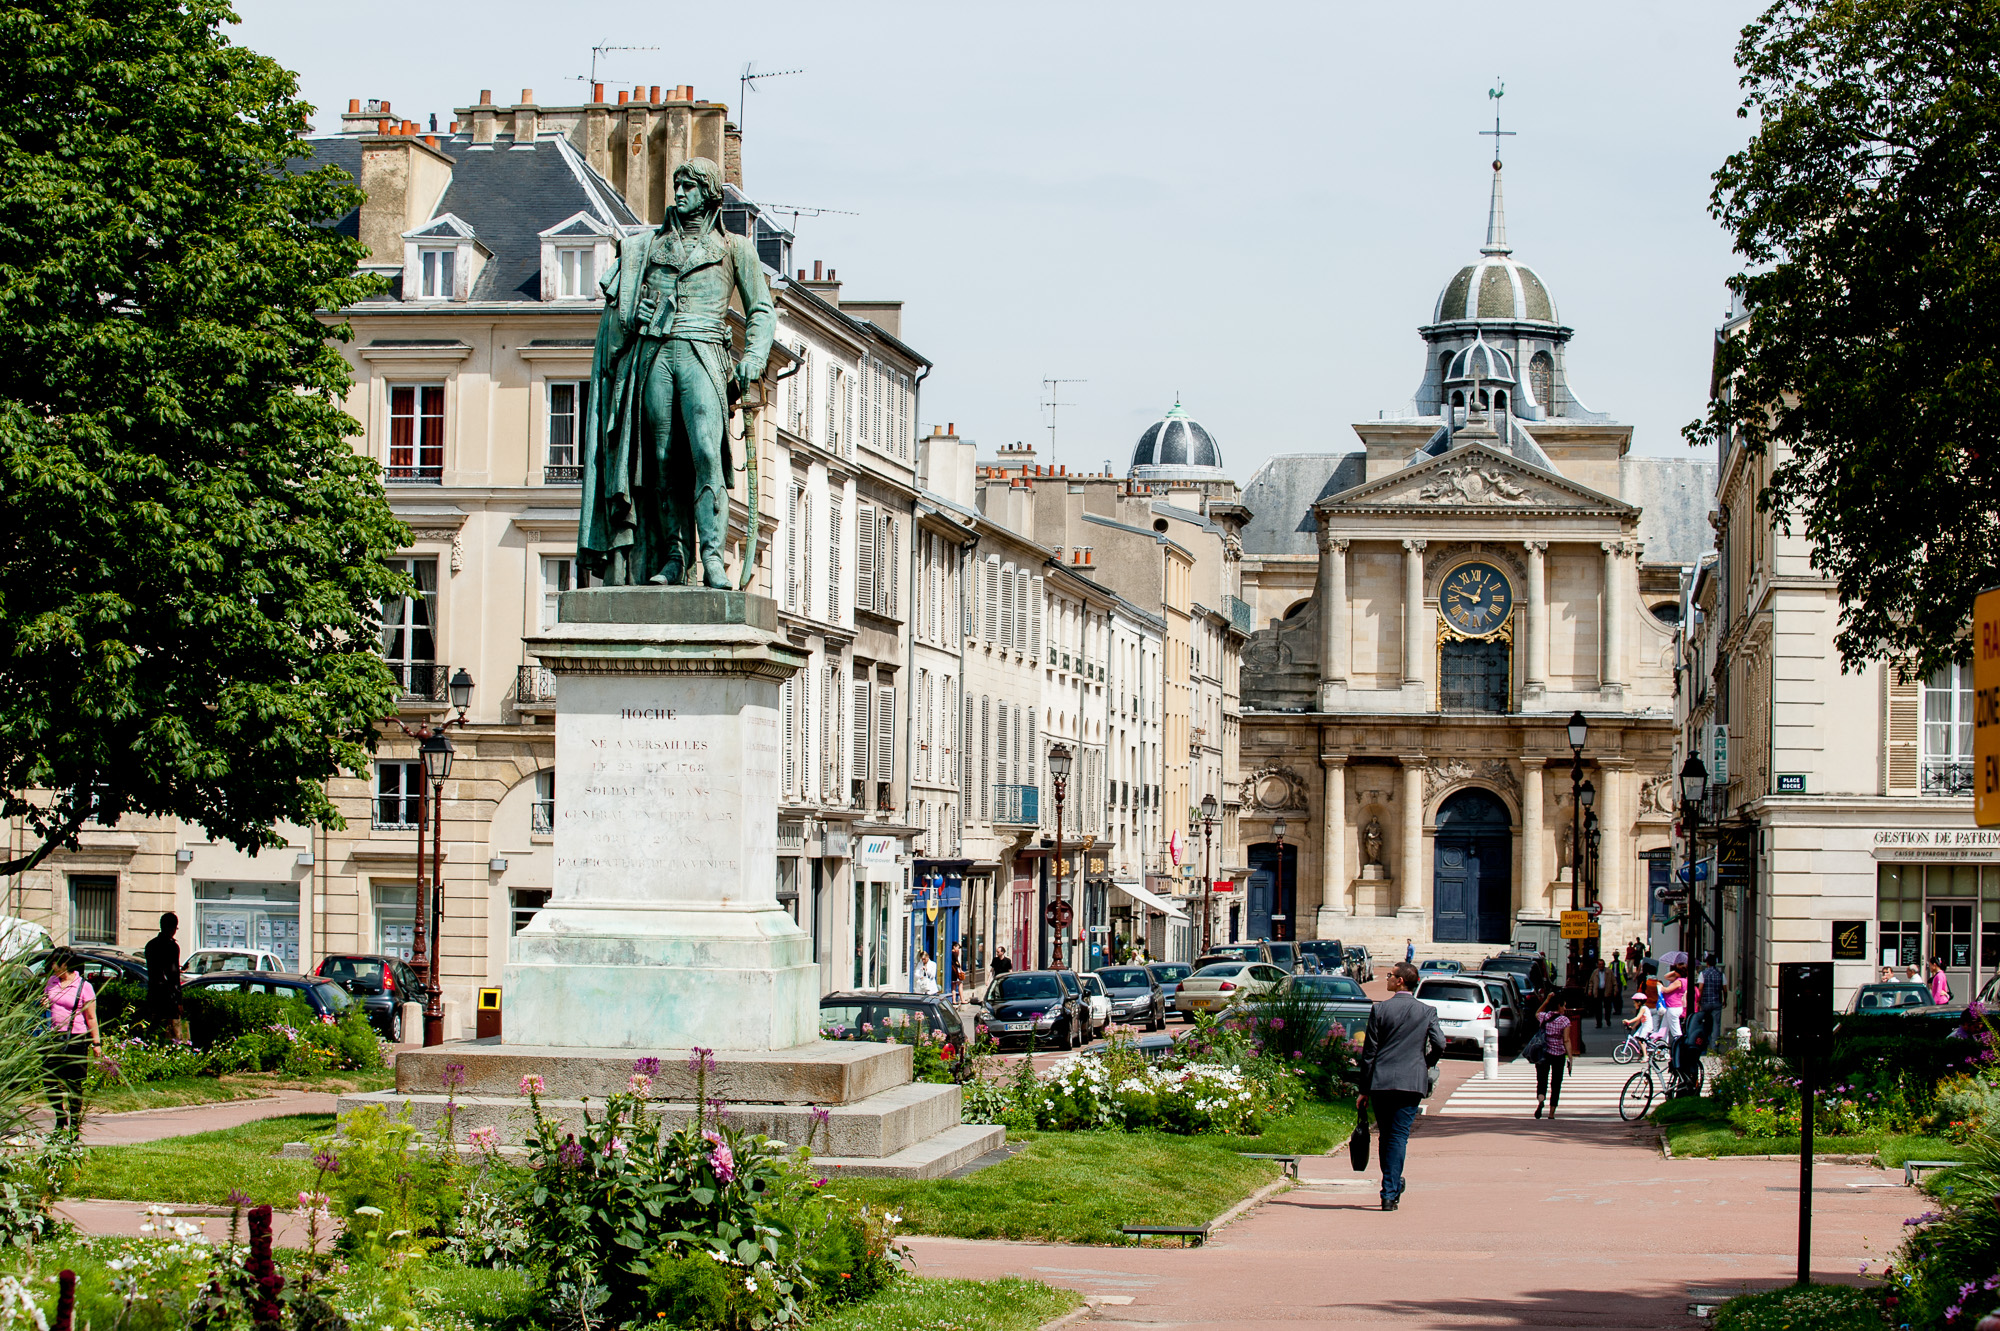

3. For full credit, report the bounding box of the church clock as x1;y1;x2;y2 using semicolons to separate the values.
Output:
1439;561;1514;637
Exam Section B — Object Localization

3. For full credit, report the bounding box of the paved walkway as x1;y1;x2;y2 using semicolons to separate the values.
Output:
905;1055;1914;1329
69;1091;339;1147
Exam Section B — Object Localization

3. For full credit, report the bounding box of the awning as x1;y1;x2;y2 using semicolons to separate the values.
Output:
1114;880;1188;920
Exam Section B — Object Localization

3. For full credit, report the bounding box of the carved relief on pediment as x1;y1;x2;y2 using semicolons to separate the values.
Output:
1247;766;1311;814
1422;757;1521;807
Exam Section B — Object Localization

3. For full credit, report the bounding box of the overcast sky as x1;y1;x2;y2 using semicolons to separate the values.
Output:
236;0;1759;481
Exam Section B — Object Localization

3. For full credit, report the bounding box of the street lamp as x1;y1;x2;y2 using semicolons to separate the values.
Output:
1567;711;1589;987
1273;816;1288;944
1049;743;1073;969
1199;793;1219;953
1679;753;1710;959
395;669;474;1048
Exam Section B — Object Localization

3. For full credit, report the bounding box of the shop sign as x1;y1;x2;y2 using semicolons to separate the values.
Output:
1870;829;2000;861
1831;921;1867;961
857;834;898;867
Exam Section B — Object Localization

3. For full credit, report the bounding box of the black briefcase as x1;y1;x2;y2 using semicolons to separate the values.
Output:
1349;1099;1372;1172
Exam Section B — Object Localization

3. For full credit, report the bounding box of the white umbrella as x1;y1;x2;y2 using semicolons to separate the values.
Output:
1659;950;1689;968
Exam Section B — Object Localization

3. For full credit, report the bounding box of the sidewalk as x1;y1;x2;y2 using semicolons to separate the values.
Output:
904;1055;1914;1329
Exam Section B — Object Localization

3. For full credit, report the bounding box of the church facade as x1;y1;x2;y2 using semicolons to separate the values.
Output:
1233;161;1713;956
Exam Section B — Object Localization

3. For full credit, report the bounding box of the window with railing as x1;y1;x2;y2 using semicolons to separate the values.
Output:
545;381;588;484
516;663;558;705
1923;661;1975;796
532;769;555;834
387;385;444;483
374;760;422;829
540;555;573;631
380;558;439;698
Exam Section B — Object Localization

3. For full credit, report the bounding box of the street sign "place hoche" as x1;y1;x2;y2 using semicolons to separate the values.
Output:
1978;587;2000;827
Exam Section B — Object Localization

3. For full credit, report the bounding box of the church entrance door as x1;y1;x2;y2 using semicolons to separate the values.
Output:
1432;788;1513;944
1245;842;1298;941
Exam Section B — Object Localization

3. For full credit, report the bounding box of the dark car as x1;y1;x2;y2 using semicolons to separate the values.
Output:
1344;944;1375;983
1264;941;1300;972
181;972;357;1022
1267;973;1374;1034
1298;939;1344;976
980;970;1087;1050
16;947;149;990
1096;965;1167;1030
314;954;425;1041
1474;968;1530;1020
1480;953;1544;995
818;991;971;1076
1145;962;1193;1019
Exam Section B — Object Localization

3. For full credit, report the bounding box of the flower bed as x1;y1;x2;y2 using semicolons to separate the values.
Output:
90;1002;385;1092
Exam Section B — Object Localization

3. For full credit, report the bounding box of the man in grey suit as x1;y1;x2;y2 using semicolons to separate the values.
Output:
1359;961;1447;1211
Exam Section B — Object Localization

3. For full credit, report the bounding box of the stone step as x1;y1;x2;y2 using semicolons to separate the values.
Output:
811;1123;1007;1180
337;1079;963;1160
393;1039;909;1107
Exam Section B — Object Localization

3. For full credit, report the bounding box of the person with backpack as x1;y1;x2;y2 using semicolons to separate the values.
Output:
40;948;102;1135
1529;991;1573;1119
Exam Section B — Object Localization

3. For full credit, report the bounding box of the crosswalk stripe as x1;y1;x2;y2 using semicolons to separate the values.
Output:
1435;1054;1650;1120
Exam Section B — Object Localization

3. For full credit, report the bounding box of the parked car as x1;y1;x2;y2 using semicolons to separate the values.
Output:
1418;959;1463;976
1145;962;1193;1020
1297;939;1344;976
980;970;1087;1050
1054;970;1092;1041
1265;973;1373;1034
1844;982;1934;1015
1344;944;1376;983
313;954;425;1041
1096;965;1167;1030
818;992;972;1076
1473;969;1530;1023
1465;975;1520;1044
180;972;357;1022
1263;941;1299;972
185;948;284;977
1196;943;1264;968
1079;972;1112;1038
15;947;148;990
1414;976;1498;1052
1480;953;1545;995
1175;961;1286;1017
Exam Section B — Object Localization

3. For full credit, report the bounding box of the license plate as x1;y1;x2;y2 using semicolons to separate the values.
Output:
998;1022;1030;1032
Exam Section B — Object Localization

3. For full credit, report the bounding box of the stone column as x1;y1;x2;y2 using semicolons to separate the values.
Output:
1316;530;1349;703
1402;539;1428;691
1321;758;1347;915
1400;759;1425;914
1599;763;1627;919
1520;760;1543;917
1524;541;1548;693
1601;540;1626;691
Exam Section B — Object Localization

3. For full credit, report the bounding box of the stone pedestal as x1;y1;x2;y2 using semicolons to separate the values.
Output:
504;587;816;1050
1350;873;1394;917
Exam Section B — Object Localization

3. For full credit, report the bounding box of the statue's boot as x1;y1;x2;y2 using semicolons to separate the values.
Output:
696;483;731;589
651;491;689;585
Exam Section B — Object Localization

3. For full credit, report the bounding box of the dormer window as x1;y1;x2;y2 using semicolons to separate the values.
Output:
400;213;483;303
419;247;456;299
555;246;595;298
538;211;616;302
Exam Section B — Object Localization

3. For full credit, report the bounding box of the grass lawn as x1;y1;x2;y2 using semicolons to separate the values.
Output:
1653;1098;1955;1165
87;1067;393;1116
815;1277;1080;1331
833;1100;1354;1245
1711;1281;1880;1330
75;1112;330;1206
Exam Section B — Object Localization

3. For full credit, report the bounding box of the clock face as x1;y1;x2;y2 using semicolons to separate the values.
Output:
1440;561;1514;636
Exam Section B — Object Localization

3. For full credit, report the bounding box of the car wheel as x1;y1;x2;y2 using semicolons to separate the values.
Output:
390;1007;404;1043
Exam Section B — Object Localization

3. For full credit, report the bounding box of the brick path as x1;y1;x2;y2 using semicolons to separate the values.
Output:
904;1054;1915;1329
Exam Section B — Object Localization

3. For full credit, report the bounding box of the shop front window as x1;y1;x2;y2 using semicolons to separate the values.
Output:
375;884;417;961
194;881;301;969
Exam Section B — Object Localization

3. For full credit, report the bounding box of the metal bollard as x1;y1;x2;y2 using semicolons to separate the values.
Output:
1736;1025;1752;1052
1482;1028;1500;1079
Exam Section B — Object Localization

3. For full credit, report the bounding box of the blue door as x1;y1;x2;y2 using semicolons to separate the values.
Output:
1244;843;1298;941
1434;843;1473;941
1433;789;1514;945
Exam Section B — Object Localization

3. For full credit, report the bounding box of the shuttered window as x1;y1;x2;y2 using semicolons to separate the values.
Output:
875;685;895;785
1000;565;1015;648
856;502;877;613
785;484;802;611
886;516;901;617
979;697;991;819
1885;660;1921;795
1030;577;1045;660
827;499;842;622
1017;570;1033;653
996;701;1009;787
781;677;796;795
983;559;998;640
851;679;871;796
823;664;841;796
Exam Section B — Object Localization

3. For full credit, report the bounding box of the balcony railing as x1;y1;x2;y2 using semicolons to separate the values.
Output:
517;664;558;705
1923;758;1976;797
542;464;582;485
531;798;555;834
385;466;443;485
994;783;1040;826
387;661;452;703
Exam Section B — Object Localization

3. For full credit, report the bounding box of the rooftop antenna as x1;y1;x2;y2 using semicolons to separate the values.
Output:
761;202;861;244
739;62;805;131
567;43;660;90
1041;377;1085;468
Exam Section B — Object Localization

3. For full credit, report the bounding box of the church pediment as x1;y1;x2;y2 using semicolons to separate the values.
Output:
1314;441;1631;515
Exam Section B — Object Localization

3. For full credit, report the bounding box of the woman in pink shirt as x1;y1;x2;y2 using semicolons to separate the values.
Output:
1533;993;1573;1120
41;949;101;1134
1928;959;1953;1005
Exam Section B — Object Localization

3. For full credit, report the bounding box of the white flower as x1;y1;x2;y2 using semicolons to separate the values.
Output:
745;1277;758;1292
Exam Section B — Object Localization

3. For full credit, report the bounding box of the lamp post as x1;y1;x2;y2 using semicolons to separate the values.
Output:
1049;743;1073;970
1199;793;1219;954
1273;816;1288;944
1584;808;1602;964
1566;711;1589;986
1679;753;1710;960
399;668;473;1048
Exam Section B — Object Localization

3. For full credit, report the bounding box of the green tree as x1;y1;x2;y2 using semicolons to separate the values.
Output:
0;0;404;874
1690;0;2000;671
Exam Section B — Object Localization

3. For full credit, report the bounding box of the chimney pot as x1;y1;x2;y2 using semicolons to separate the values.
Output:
948;422;955;433
347;98;360;113
634;86;644;102
449;120;458;133
402;120;416;134
521;89;533;104
424;134;437;147
617;91;629;104
649;86;661;104
812;260;823;280
593;82;604;103
682;85;695;101
828;268;836;280
479;90;491;106
382;101;391;113
797;269;805;280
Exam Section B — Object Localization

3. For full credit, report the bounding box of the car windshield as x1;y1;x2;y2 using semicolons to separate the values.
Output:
320;958;387;988
1149;964;1191;982
1418;981;1486;1004
1192;963;1246;978
311;982;354;1012
1266;943;1297;963
1210;946;1259;960
1080;975;1104;996
1855;985;1930;1011
188;953;256;975
1099;968;1151;988
992;974;1063;1001
1298;941;1342;960
1288;976;1364;998
819;1002;940;1039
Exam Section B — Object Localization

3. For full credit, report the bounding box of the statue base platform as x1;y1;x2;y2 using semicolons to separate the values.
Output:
336;1041;1004;1179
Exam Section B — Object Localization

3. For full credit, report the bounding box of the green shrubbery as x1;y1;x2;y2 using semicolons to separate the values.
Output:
92;995;385;1092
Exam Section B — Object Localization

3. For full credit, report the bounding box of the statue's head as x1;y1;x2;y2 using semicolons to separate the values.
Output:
672;158;726;217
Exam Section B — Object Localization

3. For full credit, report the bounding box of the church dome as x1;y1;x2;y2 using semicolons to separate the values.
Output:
1129;401;1224;480
1445;336;1515;385
1434;255;1558;325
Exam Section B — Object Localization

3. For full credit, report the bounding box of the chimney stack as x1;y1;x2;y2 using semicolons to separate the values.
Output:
357;130;455;266
513;90;538;145
724;121;743;187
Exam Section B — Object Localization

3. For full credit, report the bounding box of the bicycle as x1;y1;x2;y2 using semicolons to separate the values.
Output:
1611;1029;1651;1065
1618;1040;1673;1121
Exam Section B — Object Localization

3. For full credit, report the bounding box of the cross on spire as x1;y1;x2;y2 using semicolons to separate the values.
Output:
1480;80;1514;256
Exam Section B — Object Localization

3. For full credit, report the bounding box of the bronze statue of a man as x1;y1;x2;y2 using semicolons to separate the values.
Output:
581;158;774;588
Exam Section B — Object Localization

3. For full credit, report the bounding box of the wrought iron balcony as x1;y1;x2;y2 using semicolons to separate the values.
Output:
516;664;559;705
385;466;443;485
993;783;1040;826
387;661;451;703
542;464;583;485
1923;759;1976;797
531;798;555;835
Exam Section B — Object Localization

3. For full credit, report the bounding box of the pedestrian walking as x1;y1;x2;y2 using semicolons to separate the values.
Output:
40;948;101;1135
1929;957;1953;1005
1405;938;1415;965
1532;991;1573;1119
1358;962;1446;1213
1907;962;1924;984
1879;965;1896;983
1690;953;1726;1054
1589;960;1611;1027
142;912;183;1043
915;951;939;995
992;947;1012;976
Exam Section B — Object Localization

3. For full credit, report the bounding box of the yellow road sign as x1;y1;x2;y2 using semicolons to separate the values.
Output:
1980;587;2000;826
1561;921;1589;940
1560;910;1588;927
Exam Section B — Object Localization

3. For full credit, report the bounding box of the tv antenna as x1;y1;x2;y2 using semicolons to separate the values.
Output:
760;203;861;243
569;43;660;89
1042;377;1086;467
739;62;805;131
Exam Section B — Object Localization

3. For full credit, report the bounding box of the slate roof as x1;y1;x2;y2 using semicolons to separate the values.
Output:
1623;455;1717;565
1238;454;1368;557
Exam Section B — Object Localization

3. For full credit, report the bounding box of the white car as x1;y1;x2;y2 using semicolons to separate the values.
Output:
184;948;285;976
1414;976;1499;1052
1175;961;1287;1017
1079;972;1112;1038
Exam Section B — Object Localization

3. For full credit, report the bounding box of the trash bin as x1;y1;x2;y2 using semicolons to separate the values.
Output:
475;987;501;1040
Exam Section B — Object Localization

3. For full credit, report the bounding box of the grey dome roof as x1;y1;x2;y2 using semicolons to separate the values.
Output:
1434;255;1558;325
1130;402;1222;473
1445;337;1516;385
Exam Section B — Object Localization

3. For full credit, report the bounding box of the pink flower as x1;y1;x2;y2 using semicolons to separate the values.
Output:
703;1130;736;1182
629;1073;654;1098
469;1126;499;1151
519;1074;546;1095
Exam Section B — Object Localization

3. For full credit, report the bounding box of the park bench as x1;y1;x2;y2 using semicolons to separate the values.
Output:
1905;1159;1963;1186
1121;1224;1208;1247
1240;1153;1301;1179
